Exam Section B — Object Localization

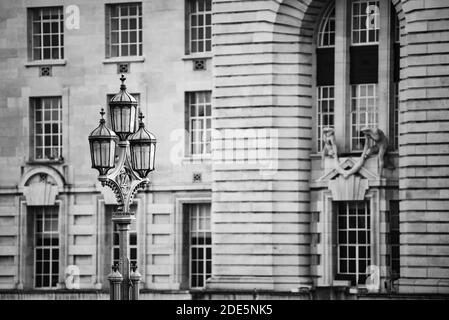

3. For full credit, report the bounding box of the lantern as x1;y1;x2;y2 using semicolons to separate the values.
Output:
128;112;156;178
109;74;138;140
88;109;117;176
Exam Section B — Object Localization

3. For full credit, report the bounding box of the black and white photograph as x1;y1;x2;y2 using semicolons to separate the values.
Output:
0;0;448;311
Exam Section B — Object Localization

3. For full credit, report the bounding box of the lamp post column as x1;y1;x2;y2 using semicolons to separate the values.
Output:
113;214;134;300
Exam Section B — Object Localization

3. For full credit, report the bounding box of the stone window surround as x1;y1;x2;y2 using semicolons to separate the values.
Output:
29;96;63;162
319;189;380;290
24;88;69;166
27;6;64;62
185;91;212;157
17;198;68;290
173;196;211;291
104;2;143;59
184;0;213;55
312;0;398;155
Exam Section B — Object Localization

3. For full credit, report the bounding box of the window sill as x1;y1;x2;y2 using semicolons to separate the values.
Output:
26;159;64;165
182;53;212;61
311;151;398;159
25;59;66;67
182;155;212;164
102;56;145;64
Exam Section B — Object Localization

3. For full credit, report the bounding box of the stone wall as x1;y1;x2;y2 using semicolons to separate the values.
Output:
0;0;212;290
398;0;449;294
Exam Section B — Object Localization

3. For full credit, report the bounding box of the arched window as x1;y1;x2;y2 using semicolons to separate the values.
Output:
316;3;335;151
315;0;400;153
314;0;401;286
318;6;335;48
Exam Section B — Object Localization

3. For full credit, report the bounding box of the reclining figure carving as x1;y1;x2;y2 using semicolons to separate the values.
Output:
321;127;388;178
321;127;338;161
360;127;388;176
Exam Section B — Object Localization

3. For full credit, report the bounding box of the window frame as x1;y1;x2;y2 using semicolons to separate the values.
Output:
351;0;380;46
105;2;143;58
174;198;211;290
336;201;371;286
388;200;400;281
28;6;64;61
317;5;336;48
186;0;212;55
186;91;212;157
30;96;63;162
187;203;212;289
317;85;335;152
350;83;378;151
313;0;399;155
33;206;60;289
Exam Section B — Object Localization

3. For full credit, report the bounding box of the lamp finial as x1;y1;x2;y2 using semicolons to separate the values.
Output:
99;108;106;124
120;74;126;90
138;111;145;127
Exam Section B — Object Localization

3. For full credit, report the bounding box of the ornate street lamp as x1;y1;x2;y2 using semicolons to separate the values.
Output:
109;74;138;141
87;75;156;300
128;113;156;178
88;109;117;178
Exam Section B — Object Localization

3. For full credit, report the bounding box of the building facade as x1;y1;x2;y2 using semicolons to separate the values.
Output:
0;0;448;299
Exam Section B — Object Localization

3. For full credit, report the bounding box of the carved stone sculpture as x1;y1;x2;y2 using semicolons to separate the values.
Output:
321;127;388;178
321;127;338;161
361;127;388;175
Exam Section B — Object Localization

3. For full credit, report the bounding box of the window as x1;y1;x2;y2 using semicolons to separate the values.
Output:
188;204;212;288
187;91;212;156
112;219;137;267
350;84;378;150
315;1;399;153
337;201;371;286
391;82;399;151
33;206;59;288
29;7;64;60
389;200;400;280
106;3;142;58
31;97;63;161
187;0;212;54
317;86;335;151
318;7;335;48
351;0;379;45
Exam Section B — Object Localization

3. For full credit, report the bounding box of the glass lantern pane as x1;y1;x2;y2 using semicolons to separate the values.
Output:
122;107;129;133
109;140;116;166
130;107;136;133
100;141;111;167
142;145;150;170
133;145;141;170
92;141;101;167
150;143;156;171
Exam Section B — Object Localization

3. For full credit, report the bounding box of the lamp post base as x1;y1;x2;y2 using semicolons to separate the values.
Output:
112;213;134;300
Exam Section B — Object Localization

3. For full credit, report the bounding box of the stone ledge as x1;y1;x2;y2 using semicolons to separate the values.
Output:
102;56;145;64
24;59;67;67
182;53;213;61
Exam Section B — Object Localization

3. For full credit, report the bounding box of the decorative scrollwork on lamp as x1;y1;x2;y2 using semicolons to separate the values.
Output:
87;75;156;300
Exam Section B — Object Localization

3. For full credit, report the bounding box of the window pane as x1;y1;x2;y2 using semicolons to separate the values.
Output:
350;84;378;151
188;92;212;156
351;0;379;45
318;7;335;47
189;204;211;289
108;3;142;57
337;201;371;286
189;0;212;53
316;86;335;152
31;7;63;61
33;206;59;288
